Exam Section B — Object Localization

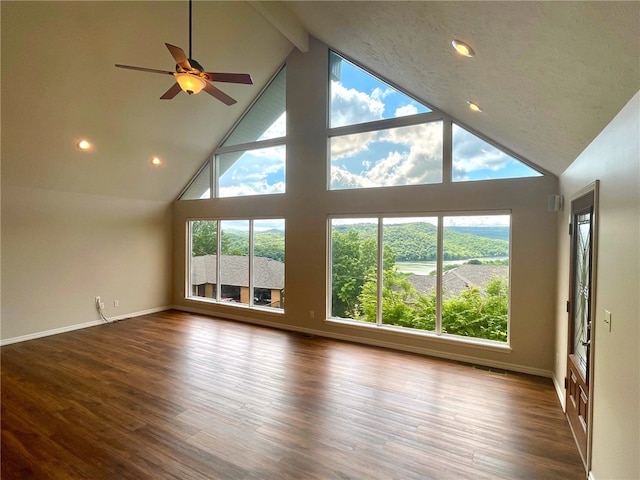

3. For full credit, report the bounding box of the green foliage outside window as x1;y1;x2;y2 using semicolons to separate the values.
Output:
333;227;508;342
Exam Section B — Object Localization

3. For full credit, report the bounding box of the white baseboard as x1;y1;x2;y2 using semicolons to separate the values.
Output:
553;374;567;411
174;305;553;378
588;471;595;480
0;306;172;346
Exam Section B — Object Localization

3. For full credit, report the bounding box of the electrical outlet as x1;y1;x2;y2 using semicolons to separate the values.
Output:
309;311;315;318
114;300;119;307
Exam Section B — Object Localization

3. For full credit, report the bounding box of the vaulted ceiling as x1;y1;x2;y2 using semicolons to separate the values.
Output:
2;1;638;202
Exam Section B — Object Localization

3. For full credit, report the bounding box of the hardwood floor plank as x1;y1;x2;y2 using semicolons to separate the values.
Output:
2;310;585;479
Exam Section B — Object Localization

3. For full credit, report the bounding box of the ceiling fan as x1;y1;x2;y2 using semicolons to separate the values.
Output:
115;0;252;105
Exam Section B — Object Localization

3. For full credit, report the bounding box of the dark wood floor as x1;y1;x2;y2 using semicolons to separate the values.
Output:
1;310;585;479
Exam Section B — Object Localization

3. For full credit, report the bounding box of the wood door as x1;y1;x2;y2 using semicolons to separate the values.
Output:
566;188;596;471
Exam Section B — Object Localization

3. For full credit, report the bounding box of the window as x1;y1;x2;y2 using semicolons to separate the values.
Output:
330;122;443;190
329;214;510;343
180;162;211;200
218;145;285;198
179;67;286;200
189;218;285;311
326;51;543;189
452;123;541;182
329;51;431;128
328;51;441;191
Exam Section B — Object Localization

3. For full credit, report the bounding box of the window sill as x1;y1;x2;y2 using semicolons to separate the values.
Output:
325;317;512;353
185;297;285;315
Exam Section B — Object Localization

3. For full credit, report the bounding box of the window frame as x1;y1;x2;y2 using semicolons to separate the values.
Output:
326;49;546;190
178;64;287;201
326;212;512;348
186;217;285;314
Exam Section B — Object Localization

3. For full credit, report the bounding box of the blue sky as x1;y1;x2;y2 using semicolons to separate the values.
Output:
218;52;540;197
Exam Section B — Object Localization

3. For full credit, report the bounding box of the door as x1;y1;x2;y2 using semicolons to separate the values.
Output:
566;187;597;470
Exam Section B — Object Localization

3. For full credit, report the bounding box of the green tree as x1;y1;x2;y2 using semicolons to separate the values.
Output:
331;229;396;318
358;269;508;341
359;269;421;327
254;232;285;261
441;277;508;341
191;221;218;256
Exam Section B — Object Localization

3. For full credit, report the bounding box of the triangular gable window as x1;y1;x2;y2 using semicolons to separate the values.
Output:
223;67;286;146
452;124;542;182
329;51;431;128
179;66;286;200
180;161;211;200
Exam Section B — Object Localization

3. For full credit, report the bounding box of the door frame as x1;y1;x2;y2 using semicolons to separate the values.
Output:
566;180;600;473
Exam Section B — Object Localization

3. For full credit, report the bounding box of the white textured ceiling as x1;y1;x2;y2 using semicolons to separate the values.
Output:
2;1;639;202
286;1;640;177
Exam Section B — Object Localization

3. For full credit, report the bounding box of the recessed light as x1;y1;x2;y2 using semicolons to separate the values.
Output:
467;101;483;112
151;156;162;166
452;39;475;58
77;139;92;150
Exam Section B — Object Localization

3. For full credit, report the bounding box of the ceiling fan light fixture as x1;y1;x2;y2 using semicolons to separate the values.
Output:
452;39;475;57
175;72;206;95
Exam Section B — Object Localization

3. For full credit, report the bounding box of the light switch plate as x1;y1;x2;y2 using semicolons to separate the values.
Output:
604;310;612;332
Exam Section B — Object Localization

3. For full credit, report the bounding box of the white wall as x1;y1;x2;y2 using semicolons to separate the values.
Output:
554;91;640;479
1;185;173;342
173;38;562;376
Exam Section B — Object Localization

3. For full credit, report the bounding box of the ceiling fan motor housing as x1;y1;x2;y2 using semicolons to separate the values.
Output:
176;58;204;74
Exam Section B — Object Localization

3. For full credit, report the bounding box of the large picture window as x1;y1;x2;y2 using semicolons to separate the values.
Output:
329;214;510;343
189;218;285;311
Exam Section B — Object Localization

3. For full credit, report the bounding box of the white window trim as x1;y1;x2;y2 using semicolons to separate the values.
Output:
327;211;512;347
186;218;286;313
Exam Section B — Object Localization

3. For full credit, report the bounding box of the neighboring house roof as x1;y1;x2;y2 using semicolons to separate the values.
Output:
407;265;508;298
191;255;284;290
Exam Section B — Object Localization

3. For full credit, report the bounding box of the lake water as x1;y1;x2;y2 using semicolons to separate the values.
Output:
396;257;508;276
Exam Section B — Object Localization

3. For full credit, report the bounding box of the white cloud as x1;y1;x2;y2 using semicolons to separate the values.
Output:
330;166;375;190
330;81;385;128
452;125;513;173
331;122;443;188
219;180;285;198
249;145;286;162
330;130;379;160
367;123;443;186
394;104;418;117
371;87;395;101
258;112;286;140
443;215;511;227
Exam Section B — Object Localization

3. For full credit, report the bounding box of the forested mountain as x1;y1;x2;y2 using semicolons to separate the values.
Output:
333;222;508;261
447;226;509;241
193;222;508;262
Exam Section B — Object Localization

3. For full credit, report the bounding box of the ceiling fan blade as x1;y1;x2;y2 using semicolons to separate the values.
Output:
203;82;237;105
160;82;183;100
204;72;253;85
115;64;174;75
165;43;192;70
